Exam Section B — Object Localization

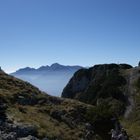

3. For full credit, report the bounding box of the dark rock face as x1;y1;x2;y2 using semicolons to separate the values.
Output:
62;64;132;106
62;68;91;98
61;64;134;139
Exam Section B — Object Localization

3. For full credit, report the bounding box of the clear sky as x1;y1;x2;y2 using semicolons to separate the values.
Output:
0;0;140;73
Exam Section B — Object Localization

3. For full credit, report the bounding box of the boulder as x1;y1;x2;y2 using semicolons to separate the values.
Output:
14;94;38;105
16;124;37;137
18;135;39;140
50;110;66;121
0;132;17;140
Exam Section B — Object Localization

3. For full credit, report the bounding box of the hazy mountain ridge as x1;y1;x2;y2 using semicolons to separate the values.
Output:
12;63;82;74
11;63;83;96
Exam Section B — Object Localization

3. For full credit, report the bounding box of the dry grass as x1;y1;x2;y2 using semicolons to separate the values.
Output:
6;102;87;140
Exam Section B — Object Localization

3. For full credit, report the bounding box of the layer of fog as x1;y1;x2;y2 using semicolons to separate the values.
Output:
13;71;74;96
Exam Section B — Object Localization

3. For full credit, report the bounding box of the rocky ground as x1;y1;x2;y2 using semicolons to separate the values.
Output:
0;100;40;140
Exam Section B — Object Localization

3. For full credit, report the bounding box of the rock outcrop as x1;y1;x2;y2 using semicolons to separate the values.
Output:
62;64;140;139
62;64;132;105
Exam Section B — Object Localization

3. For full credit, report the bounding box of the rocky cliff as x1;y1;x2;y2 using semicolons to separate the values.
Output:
62;64;140;139
62;64;132;105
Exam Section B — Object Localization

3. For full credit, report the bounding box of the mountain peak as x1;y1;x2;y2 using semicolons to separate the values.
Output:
14;67;36;74
38;65;49;71
50;63;64;70
51;63;61;67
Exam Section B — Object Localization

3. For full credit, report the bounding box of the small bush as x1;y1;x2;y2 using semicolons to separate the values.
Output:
17;105;27;113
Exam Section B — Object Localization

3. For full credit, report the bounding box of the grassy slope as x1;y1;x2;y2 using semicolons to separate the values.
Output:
7;100;90;139
0;71;97;140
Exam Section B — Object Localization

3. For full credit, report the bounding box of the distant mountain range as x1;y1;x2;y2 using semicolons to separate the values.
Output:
12;63;82;74
11;63;83;96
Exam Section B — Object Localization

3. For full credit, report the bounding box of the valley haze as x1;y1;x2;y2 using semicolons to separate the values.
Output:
11;63;83;96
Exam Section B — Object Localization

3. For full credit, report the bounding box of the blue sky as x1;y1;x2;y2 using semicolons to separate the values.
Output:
0;0;140;73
